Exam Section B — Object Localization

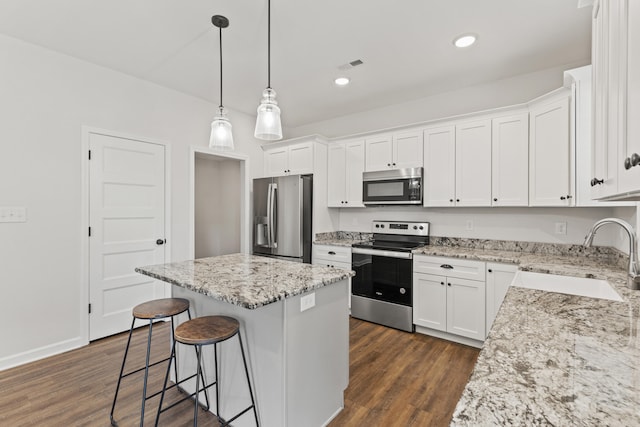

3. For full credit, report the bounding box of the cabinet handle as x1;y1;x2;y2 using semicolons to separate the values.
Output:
440;264;454;269
447;283;451;287
449;199;454;203
393;163;396;166
328;251;336;255
493;198;498;202
560;196;566;200
632;153;640;167
456;199;460;202
440;281;445;285
387;163;391;167
566;195;572;199
590;178;604;186
488;269;492;273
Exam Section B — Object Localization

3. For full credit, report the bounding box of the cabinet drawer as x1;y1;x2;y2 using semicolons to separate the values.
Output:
413;255;485;281
313;260;352;270
312;245;352;264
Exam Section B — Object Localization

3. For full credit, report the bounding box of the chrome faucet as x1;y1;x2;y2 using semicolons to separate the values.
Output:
583;218;640;290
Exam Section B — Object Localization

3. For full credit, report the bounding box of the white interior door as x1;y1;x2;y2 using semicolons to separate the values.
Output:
89;132;167;340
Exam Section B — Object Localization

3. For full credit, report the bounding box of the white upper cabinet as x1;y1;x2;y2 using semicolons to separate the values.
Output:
491;113;529;206
455;119;492;207
423;125;456;207
528;91;574;206
365;130;423;171
591;0;640;199
264;140;314;177
327;139;365;207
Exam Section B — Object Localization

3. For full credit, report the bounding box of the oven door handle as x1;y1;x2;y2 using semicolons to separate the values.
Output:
352;247;412;259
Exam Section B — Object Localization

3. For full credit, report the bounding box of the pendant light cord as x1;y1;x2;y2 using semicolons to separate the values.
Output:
267;0;271;89
219;25;223;108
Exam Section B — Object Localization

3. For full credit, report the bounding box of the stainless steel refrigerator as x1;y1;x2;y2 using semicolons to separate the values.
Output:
253;174;312;263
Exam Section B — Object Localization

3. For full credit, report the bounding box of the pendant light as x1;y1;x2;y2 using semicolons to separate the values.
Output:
254;0;283;141
209;15;234;150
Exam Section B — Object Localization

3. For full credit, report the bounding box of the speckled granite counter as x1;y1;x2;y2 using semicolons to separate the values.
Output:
440;246;640;425
313;231;372;247
136;253;354;309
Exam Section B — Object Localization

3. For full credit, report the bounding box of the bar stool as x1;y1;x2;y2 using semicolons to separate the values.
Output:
155;315;259;427
110;298;209;426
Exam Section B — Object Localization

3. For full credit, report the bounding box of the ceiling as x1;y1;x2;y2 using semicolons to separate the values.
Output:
0;0;592;129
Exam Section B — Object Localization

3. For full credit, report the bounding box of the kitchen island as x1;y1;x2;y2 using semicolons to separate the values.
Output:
136;253;354;427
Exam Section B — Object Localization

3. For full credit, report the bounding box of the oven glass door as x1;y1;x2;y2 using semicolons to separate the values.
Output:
362;178;421;204
352;253;412;306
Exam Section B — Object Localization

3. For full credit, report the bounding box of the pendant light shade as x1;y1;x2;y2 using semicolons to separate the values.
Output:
255;88;282;140
209;15;234;150
254;0;283;141
210;106;234;149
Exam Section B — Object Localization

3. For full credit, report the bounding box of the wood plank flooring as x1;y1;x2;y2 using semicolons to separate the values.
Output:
0;318;479;427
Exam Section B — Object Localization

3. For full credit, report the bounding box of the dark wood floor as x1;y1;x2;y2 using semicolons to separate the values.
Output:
0;318;479;427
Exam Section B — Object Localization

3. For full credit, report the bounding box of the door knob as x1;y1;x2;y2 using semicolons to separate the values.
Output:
632;153;640;167
156;239;165;245
625;157;632;170
591;178;604;186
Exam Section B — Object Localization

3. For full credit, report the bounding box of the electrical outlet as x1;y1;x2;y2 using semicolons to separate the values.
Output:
300;293;316;312
466;220;474;231
555;222;567;235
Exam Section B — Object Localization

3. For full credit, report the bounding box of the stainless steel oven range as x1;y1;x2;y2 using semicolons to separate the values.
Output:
351;220;429;332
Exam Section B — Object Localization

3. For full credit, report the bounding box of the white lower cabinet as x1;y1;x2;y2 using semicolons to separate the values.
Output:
413;255;486;342
312;245;352;308
485;263;518;336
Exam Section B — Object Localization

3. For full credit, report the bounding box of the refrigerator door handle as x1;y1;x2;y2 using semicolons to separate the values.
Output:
271;184;278;248
267;183;278;248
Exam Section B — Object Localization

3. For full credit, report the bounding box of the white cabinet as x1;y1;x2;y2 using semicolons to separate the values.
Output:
528;91;574;206
485;263;518;336
423;120;492;208
591;0;640;199
312;244;352;308
455;119;492;206
423;125;456;207
264;140;314;177
491;113;529;206
365;130;423;171
413;255;486;341
327;140;365;207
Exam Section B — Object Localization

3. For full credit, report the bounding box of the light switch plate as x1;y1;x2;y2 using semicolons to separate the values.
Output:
0;206;27;223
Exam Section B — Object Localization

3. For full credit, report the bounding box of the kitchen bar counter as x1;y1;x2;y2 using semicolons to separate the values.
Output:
136;253;353;427
136;253;354;309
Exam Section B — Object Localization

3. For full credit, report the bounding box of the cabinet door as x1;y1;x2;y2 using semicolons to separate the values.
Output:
365;134;393;171
485;263;518;336
264;147;289;177
529;96;573;206
446;277;486;341
288;141;314;175
344;140;365;207
393;131;423;169
492;114;529;206
413;273;447;331
455;120;492;206
327;143;346;207
423;126;456;207
618;0;640;193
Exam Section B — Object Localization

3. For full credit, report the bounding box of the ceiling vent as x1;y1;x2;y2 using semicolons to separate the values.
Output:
338;59;364;71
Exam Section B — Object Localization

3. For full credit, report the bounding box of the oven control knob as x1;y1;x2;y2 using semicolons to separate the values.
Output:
413;225;417;230
419;226;424;230
380;224;385;228
399;288;406;295
375;224;380;228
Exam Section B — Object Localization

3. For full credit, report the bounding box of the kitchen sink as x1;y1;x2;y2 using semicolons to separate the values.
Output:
511;271;623;302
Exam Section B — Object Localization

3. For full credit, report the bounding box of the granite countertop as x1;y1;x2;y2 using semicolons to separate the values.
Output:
135;253;355;310
441;247;640;425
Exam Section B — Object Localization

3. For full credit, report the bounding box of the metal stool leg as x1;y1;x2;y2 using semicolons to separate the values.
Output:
237;330;259;427
155;340;176;427
139;320;154;427
110;316;136;426
194;344;203;427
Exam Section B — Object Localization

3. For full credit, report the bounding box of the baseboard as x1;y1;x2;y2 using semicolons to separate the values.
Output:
0;336;86;371
415;326;483;349
322;402;344;427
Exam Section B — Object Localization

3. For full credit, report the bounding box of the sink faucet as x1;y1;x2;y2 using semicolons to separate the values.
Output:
583;218;640;290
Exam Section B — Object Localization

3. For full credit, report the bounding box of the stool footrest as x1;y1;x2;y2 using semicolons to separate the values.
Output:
158;380;217;415
219;404;257;427
121;355;171;379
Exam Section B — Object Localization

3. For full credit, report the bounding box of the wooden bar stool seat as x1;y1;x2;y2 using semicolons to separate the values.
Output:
110;297;209;427
155;315;259;426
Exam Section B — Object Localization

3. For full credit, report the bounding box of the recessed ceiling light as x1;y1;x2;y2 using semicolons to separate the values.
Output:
334;77;350;86
453;34;477;48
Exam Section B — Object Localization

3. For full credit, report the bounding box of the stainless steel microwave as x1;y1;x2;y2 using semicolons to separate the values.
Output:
362;167;423;205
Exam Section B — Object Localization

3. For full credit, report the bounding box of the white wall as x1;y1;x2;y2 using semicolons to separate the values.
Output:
0;34;265;369
286;63;584;139
195;156;241;258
